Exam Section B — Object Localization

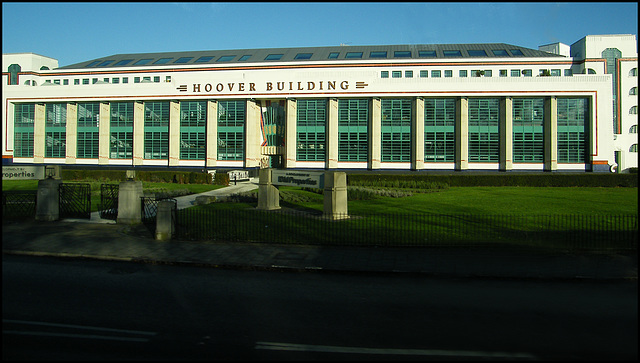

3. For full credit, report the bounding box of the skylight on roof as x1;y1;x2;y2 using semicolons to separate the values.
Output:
394;51;411;58
370;51;387;58
467;50;487;57
418;50;436;57
114;59;134;66
153;58;173;64
86;61;101;67
492;49;509;56
265;54;283;60
134;59;153;65
217;55;236;62
294;53;313;60
174;57;194;63
239;55;251;61
328;52;339;59
443;50;462;57
345;52;363;59
195;56;214;63
510;49;524;56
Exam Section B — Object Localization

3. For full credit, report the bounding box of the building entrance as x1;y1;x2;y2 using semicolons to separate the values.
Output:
260;100;286;168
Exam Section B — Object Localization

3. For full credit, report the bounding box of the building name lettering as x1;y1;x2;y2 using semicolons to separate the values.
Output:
185;80;352;93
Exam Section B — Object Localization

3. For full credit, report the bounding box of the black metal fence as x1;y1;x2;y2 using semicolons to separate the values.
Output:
2;190;37;220
99;184;119;220
59;183;92;219
175;208;638;253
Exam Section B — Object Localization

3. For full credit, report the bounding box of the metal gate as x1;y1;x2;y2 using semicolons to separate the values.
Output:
59;183;91;219
99;184;119;220
2;190;37;220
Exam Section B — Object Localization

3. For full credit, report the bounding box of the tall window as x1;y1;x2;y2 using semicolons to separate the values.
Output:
557;98;588;163
14;103;35;157
512;98;544;163
381;99;412;162
338;99;368;162
45;103;67;158
110;102;134;159
217;100;245;160
144;101;169;160
297;99;326;161
468;98;499;162
77;103;100;159
424;98;455;162
602;48;622;133
8;64;21;85
180;101;207;160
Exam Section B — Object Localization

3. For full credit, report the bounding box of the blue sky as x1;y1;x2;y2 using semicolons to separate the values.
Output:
2;2;638;67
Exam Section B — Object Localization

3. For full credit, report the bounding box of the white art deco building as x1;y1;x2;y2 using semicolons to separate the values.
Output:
2;34;637;172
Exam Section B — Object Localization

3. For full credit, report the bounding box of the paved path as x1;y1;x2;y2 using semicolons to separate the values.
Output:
3;180;637;280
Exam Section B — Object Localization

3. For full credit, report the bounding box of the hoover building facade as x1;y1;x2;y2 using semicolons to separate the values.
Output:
2;34;637;173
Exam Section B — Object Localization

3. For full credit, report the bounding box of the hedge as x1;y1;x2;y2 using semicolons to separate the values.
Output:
347;173;638;188
61;169;213;184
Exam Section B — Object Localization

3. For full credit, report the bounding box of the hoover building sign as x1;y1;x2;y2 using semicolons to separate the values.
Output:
272;170;324;189
2;166;44;180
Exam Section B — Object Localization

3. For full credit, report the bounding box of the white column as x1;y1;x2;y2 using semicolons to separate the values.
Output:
544;96;558;171
369;98;381;170
285;99;297;169
500;97;513;171
245;99;262;168
133;101;144;166
168;100;180;166
65;103;77;164
33;103;45;164
98;102;110;165
412;97;425;170
326;98;339;169
455;97;468;170
206;100;218;168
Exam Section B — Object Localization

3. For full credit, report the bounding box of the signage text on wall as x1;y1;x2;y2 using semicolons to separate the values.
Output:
271;170;324;189
2;166;44;180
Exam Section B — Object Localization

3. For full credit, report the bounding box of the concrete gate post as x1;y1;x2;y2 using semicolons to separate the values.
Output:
117;175;144;225
35;178;62;221
155;200;175;241
323;171;349;220
257;168;280;210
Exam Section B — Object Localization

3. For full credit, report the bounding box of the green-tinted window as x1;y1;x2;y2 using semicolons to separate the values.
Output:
420;70;428;78
180;132;205;160
468;98;499;162
46;103;67;125
77;102;100;127
424;98;455;162
392;71;402;78
110;102;134;159
381;99;412;162
45;131;66;158
180;101;207;160
110;102;134;128
144;101;169;159
431;70;441;78
14;103;35;157
110;131;133;159
297;99;326;161
557;98;588;163
144;131;169;160
77;131;99;159
381;71;389;78
512;98;544;163
218;100;245;160
338;99;368;162
144;101;170;127
77;103;100;159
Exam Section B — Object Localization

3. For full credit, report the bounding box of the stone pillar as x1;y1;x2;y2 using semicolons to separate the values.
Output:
544;96;558;171
65;103;77;164
323;171;349;220
155;200;175;241
412;97;425;170
455;97;469;171
132;101;145;166
98;102;110;165
117;177;143;225
245;99;261;168
206;100;218;168
33;103;46;164
499;97;513;171
284;99;297;169
257;168;280;210
35;177;62;221
369;98;381;170
326;98;339;169
168;100;181;166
